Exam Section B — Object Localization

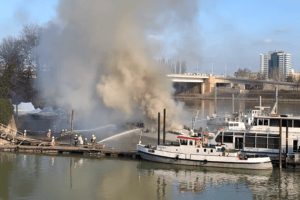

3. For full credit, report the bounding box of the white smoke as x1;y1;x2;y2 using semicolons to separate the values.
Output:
34;0;199;129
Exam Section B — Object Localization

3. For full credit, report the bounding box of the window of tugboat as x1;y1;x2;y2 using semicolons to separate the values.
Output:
189;140;193;146
234;123;238;126
204;149;206;152
258;119;263;125
180;139;187;145
211;149;213;153
197;149;199;153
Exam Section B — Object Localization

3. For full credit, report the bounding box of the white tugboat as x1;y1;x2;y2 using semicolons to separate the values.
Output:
137;130;273;170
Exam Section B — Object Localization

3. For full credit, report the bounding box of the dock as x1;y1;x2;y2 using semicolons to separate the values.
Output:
0;144;138;158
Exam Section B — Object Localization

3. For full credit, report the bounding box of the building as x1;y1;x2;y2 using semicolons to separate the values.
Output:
260;51;291;80
290;69;300;82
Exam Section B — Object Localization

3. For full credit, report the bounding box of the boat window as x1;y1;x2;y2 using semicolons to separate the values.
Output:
246;133;256;137
229;123;232;127
256;137;267;148
253;118;257;126
234;132;244;136
257;133;267;137
211;149;213;153
224;132;233;136
294;120;300;128
204;149;206;152
189;140;193;146
282;119;292;127
223;136;233;143
270;119;280;127
258;119;263;125
268;138;279;149
180;139;188;145
293;140;298;152
197;149;199;153
268;134;279;138
215;134;222;143
245;136;255;147
264;119;269;126
234;123;238;126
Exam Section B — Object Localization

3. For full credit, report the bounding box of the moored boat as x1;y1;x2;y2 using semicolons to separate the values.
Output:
137;132;272;170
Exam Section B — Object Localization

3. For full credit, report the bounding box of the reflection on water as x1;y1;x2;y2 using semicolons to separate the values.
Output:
1;152;300;200
137;161;300;200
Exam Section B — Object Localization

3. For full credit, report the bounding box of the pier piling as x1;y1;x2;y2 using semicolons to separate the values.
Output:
279;119;282;169
163;109;166;145
286;120;289;168
70;110;74;145
158;112;160;145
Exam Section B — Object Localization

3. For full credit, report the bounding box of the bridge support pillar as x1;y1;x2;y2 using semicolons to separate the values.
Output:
200;83;205;94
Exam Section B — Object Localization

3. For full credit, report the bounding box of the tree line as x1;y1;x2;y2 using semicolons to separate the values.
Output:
0;24;41;125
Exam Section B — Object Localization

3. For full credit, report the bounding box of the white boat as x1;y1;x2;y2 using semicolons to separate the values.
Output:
213;89;300;158
137;131;273;170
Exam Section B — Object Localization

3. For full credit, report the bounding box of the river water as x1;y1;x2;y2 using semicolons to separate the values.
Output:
1;100;300;200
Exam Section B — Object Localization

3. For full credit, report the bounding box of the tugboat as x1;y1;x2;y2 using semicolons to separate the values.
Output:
137;129;273;170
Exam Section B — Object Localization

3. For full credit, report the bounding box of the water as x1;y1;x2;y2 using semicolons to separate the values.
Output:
2;100;300;199
1;152;300;200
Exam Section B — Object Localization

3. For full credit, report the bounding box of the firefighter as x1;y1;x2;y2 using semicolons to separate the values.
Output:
83;137;88;145
74;134;78;146
47;129;51;138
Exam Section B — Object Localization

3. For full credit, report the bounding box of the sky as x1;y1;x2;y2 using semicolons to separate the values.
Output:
0;0;299;75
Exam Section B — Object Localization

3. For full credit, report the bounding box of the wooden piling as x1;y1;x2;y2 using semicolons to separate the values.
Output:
279;118;282;169
232;93;234;114
214;83;217;114
163;109;166;145
70;110;74;145
158;112;160;145
286;120;289;168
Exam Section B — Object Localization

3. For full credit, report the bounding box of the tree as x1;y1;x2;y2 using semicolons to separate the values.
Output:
0;65;15;125
0;25;41;103
269;67;284;82
234;68;251;78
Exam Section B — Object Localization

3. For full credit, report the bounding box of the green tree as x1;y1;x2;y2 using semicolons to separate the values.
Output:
0;65;15;125
0;98;14;125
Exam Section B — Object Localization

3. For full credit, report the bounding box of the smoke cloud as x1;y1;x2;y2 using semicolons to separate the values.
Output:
34;0;199;129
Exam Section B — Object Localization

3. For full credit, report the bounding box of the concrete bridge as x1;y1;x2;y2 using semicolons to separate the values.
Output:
168;74;299;95
167;74;215;94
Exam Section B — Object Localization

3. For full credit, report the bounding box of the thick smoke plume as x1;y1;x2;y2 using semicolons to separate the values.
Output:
35;0;199;129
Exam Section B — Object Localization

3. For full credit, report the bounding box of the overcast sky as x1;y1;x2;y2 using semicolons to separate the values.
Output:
0;0;299;75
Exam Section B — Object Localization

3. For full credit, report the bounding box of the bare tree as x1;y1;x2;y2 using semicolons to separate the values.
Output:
269;67;284;82
0;37;24;68
234;68;251;78
0;24;41;102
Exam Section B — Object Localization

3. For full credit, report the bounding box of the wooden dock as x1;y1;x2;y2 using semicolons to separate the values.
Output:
0;144;138;158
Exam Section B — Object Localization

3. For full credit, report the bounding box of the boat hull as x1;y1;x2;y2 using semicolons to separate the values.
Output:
138;150;273;170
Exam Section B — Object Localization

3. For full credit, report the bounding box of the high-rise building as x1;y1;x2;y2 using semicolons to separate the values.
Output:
259;51;291;80
260;53;271;79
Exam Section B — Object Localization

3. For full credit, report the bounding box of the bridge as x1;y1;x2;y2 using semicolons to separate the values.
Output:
167;74;209;83
167;74;214;94
168;74;299;95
